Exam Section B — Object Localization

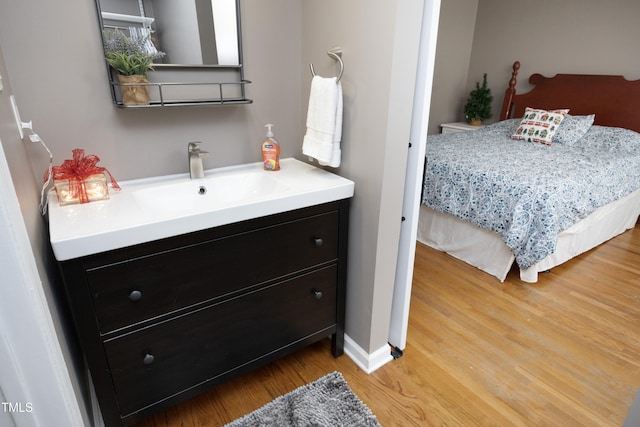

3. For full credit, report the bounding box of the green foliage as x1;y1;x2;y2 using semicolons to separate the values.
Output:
105;51;153;76
463;73;493;122
103;29;165;76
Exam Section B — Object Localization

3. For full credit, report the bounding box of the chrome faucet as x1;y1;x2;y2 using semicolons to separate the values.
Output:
188;142;210;179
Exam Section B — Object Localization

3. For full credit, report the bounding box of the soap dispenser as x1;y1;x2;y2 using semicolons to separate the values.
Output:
261;123;280;171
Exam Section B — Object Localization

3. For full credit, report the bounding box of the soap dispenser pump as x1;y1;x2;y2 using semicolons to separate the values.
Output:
261;123;280;171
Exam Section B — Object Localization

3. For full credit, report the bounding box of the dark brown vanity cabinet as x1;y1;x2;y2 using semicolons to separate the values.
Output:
56;200;350;426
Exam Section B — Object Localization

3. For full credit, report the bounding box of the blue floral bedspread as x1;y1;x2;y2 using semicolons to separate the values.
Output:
422;119;640;269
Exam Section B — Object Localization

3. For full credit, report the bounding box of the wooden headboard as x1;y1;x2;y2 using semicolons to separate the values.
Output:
499;61;640;133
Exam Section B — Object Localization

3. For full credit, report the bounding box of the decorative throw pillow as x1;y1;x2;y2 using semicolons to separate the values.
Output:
511;107;569;145
552;114;595;145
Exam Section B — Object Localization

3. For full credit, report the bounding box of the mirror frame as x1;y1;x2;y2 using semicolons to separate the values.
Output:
95;0;251;107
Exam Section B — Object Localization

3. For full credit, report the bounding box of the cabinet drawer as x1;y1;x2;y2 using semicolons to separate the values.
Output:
104;265;337;416
86;211;339;333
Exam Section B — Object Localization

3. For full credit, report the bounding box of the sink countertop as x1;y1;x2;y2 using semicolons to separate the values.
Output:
48;158;354;261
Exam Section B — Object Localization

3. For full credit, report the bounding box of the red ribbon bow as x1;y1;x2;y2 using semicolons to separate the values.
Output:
46;149;120;204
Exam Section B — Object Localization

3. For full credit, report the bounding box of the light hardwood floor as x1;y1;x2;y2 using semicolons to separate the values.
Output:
136;224;640;427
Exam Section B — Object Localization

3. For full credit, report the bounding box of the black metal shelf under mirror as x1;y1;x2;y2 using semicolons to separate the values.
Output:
97;0;251;108
108;67;252;108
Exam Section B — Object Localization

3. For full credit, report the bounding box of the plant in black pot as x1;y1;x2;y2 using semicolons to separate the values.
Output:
463;73;492;126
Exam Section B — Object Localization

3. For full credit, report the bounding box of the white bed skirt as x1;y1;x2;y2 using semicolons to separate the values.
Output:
417;188;640;283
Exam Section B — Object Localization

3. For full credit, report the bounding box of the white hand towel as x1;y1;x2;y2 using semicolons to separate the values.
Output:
302;76;343;167
318;81;342;168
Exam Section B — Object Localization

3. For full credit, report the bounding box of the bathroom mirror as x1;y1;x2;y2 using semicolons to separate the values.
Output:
95;0;251;107
97;0;240;66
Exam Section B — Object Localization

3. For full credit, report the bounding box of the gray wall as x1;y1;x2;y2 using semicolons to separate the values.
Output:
429;0;640;134
302;0;423;352
428;0;478;134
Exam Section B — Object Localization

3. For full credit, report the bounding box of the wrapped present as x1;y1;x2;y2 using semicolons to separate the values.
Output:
47;149;120;206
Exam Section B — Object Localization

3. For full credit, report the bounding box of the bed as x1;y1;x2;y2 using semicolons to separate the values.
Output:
417;61;640;283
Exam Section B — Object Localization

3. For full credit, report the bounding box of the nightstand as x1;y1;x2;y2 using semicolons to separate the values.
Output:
440;122;485;134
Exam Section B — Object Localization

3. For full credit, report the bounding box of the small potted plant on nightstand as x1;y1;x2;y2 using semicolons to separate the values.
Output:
463;73;492;126
103;29;165;106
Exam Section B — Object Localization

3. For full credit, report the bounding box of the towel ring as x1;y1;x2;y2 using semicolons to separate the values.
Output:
310;46;344;82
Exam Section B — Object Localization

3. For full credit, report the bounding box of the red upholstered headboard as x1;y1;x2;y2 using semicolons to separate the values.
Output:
499;61;640;133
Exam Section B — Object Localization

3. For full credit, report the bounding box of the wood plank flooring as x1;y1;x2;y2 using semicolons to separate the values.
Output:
135;224;640;427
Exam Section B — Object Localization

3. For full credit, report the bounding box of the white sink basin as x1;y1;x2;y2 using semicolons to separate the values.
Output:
132;170;291;215
49;158;354;261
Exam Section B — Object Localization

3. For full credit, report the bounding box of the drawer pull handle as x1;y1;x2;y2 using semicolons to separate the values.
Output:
314;238;324;247
143;353;155;365
313;290;323;299
128;290;142;302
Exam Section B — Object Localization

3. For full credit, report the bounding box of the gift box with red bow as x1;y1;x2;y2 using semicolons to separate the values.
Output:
47;149;120;206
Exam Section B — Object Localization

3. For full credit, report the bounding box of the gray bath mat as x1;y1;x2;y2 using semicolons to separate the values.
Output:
224;371;381;427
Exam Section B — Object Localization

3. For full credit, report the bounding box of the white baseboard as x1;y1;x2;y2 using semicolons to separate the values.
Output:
343;334;394;374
